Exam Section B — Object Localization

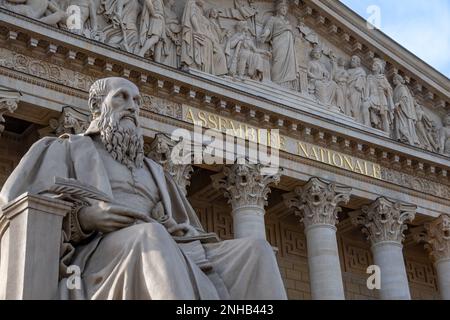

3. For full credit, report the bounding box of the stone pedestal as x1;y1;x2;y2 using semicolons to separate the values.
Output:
352;197;416;300
284;177;351;300
212;163;281;240
0;193;72;300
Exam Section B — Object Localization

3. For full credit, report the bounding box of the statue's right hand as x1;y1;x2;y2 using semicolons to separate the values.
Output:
78;201;150;234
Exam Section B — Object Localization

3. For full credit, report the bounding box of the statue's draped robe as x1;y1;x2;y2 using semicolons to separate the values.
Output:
262;15;298;85
181;1;215;74
393;84;420;146
307;60;337;106
100;0;140;52
346;67;366;120
0;135;286;300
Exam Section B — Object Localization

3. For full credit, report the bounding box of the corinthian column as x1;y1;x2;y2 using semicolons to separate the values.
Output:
422;214;450;300
0;87;21;136
212;163;281;240
284;178;351;300
147;134;194;196
352;197;416;300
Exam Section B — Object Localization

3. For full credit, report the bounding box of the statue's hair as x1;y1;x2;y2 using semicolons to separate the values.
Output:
88;78;110;119
310;46;322;56
373;58;386;73
276;0;288;11
393;73;405;84
351;55;361;63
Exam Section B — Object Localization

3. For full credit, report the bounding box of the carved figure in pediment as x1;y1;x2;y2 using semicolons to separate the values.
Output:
206;8;228;76
99;0;140;53
2;0;67;25
307;46;337;106
154;0;181;68
259;0;298;89
226;21;270;81
217;0;257;36
346;55;367;121
439;114;450;156
181;0;227;76
67;0;101;39
363;58;394;133
415;102;439;152
333;57;349;115
137;0;165;57
392;74;420;146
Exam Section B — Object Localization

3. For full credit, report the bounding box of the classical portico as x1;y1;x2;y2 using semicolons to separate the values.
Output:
0;0;450;300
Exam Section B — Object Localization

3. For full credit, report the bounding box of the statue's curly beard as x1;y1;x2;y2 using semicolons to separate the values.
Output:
98;105;144;169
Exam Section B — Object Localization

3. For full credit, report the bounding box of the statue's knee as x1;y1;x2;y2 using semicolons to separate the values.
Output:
246;238;273;256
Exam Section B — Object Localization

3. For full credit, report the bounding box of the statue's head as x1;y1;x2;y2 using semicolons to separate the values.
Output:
310;46;322;60
372;58;385;74
236;21;250;34
276;1;288;16
338;57;346;67
350;55;361;68
393;74;405;86
208;8;219;19
87;77;144;168
195;0;205;9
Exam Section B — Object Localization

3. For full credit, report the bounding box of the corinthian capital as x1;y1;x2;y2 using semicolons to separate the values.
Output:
352;197;416;245
0;87;21;136
284;178;351;228
212;163;282;211
423;214;450;262
147;134;193;196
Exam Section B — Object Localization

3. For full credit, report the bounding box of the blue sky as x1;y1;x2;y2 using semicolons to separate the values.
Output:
340;0;450;79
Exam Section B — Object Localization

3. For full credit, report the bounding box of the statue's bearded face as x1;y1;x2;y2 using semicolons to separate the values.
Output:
97;79;144;169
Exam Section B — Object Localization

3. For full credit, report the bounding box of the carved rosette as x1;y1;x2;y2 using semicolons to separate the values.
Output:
284;178;352;229
0;87;21;136
147;134;193;196
423;214;450;262
352;197;416;245
212;163;282;213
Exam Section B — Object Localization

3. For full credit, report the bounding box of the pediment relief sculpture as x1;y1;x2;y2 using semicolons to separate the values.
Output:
0;0;449;157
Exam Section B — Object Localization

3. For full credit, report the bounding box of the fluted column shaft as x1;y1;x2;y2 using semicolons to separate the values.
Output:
213;163;281;240
285;178;351;300
352;197;416;300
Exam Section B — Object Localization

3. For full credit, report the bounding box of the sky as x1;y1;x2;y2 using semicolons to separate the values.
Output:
340;0;450;79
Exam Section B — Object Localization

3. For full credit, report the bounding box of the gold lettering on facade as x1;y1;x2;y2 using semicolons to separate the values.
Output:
184;106;383;180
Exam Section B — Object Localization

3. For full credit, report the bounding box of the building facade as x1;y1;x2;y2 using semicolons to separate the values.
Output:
0;0;450;299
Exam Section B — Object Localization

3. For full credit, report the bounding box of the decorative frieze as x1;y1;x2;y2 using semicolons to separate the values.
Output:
0;47;95;92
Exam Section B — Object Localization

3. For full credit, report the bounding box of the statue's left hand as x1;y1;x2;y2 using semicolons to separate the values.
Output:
78;200;152;234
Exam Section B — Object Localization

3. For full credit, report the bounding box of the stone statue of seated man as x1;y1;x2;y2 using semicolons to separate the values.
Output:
0;77;287;300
